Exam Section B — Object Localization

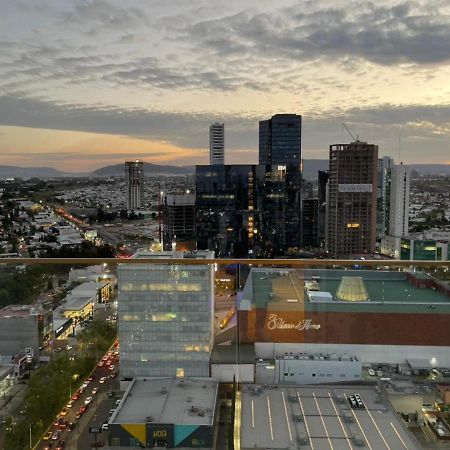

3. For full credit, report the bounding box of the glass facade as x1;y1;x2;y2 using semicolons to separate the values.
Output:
195;164;303;257
259;114;302;166
118;251;214;378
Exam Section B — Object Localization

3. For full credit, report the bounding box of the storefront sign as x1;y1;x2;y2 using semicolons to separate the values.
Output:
266;313;321;331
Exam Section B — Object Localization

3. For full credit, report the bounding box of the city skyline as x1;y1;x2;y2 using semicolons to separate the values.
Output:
1;0;450;171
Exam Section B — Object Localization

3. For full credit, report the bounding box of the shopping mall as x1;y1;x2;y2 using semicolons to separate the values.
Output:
237;268;450;366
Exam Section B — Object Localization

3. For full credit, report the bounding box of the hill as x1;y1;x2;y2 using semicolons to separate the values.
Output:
92;162;194;177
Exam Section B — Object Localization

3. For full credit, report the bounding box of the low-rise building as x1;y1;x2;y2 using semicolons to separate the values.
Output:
108;377;219;449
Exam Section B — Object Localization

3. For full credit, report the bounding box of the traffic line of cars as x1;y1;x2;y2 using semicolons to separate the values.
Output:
40;343;120;449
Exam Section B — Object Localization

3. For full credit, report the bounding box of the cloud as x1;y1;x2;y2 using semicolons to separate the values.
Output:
184;2;450;66
1;94;449;163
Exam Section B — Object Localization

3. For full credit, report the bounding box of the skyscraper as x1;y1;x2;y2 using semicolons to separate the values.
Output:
209;122;224;164
388;164;410;237
125;160;144;211
259;114;302;166
377;156;394;236
327;141;378;258
163;193;196;250
195;164;302;257
118;250;214;379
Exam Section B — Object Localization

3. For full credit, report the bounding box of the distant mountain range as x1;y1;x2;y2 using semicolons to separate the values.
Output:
92;162;194;177
1;161;449;180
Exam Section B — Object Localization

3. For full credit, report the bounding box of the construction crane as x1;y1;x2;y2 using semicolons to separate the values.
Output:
342;123;359;142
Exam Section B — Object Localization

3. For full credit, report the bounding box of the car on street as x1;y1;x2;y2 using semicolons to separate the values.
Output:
109;365;115;371
82;381;89;388
71;393;80;401
368;369;375;376
75;411;82;419
87;375;95;381
92;387;99;394
43;431;53;440
105;360;111;366
102;423;109;430
43;444;54;450
79;405;87;413
60;407;68;416
109;372;116;378
100;376;107;383
67;400;74;409
85;396;93;405
51;430;61;440
56;441;65;450
97;361;104;367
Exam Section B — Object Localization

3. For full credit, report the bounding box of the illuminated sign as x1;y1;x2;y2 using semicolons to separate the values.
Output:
266;313;321;331
153;430;167;438
346;223;360;228
277;165;287;171
338;184;372;193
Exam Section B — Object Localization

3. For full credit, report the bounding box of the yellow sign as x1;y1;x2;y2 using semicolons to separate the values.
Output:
153;430;167;438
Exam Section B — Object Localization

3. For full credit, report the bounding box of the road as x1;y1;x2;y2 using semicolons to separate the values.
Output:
38;347;119;450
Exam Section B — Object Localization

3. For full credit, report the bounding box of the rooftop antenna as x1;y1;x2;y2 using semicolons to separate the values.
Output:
342;123;359;142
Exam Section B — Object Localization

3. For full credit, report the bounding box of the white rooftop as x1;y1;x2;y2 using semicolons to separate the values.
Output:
112;378;218;426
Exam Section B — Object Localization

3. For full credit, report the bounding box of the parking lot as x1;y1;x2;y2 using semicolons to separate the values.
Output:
240;385;420;449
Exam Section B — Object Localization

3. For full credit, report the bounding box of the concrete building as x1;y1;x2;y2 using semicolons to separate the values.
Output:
275;352;362;385
0;305;40;360
108;377;219;449
259;114;302;166
327;141;378;257
209;123;224;165
125;160;145;211
237;268;450;366
163;193;196;250
118;250;214;379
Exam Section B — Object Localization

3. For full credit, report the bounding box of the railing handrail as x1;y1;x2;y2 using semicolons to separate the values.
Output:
0;257;448;267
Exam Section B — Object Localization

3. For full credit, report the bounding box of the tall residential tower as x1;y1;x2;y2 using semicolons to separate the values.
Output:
209;122;224;164
327;141;378;258
125;160;144;211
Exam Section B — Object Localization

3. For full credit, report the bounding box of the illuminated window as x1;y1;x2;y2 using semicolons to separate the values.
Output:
346;223;360;228
176;368;184;378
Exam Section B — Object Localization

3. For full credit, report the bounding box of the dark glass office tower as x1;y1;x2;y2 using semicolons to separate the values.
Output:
259;114;302;166
195;165;265;257
195;164;302;257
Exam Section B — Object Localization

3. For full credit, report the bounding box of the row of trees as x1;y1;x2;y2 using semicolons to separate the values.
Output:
4;320;116;450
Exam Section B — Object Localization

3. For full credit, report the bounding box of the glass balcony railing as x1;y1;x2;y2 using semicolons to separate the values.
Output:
0;256;449;449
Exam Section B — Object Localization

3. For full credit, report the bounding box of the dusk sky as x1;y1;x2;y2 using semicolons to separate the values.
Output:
0;0;449;171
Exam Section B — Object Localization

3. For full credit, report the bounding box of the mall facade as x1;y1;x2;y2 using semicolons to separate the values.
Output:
237;268;450;366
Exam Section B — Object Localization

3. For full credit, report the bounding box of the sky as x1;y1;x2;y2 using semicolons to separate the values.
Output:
0;0;449;172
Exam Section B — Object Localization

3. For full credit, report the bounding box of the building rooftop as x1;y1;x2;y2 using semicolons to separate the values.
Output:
240;268;450;314
0;304;41;318
239;385;419;450
111;378;218;426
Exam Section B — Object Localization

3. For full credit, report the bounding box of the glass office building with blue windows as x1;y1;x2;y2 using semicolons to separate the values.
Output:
118;250;214;379
259;114;302;166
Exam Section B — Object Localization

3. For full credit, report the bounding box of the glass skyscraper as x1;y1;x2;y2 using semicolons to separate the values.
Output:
118;250;214;379
259;114;302;166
